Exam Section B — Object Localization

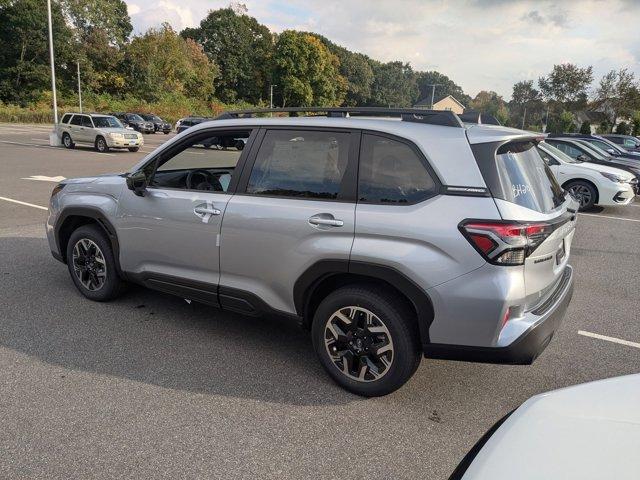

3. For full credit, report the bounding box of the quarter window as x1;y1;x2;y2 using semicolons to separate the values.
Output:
358;134;437;204
246;130;350;199
61;113;72;124
69;115;83;126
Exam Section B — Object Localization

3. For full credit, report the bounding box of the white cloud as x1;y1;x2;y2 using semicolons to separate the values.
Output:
124;0;640;99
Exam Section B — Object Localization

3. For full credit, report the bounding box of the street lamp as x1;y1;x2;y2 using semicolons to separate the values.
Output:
46;0;58;124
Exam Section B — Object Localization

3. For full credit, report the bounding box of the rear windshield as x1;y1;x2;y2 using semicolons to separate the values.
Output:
475;140;565;213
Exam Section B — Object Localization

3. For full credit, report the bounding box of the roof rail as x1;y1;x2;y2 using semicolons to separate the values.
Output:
216;107;464;128
458;111;502;126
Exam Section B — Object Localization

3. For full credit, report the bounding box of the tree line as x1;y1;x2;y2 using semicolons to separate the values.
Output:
1;0;639;133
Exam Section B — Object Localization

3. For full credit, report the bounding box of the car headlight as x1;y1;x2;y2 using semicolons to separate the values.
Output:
599;171;626;183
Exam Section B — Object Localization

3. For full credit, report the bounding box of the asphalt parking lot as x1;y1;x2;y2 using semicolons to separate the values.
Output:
1;123;639;479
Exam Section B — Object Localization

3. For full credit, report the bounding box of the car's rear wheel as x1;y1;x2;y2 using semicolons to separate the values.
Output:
95;136;109;153
235;140;245;150
128;147;139;152
566;181;597;211
66;224;125;301
62;132;75;149
312;285;421;397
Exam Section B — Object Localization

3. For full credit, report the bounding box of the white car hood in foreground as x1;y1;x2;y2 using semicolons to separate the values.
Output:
461;374;640;480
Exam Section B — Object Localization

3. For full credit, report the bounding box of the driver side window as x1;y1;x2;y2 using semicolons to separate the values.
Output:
151;130;251;192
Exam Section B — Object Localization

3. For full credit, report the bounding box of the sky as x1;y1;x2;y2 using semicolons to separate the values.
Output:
124;0;640;100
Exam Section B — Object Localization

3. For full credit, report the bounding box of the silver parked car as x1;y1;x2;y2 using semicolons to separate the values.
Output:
451;374;640;479
57;113;144;152
46;107;577;396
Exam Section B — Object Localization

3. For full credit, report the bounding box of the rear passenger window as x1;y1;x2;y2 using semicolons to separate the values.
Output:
247;130;350;199
358;134;437;204
82;116;93;128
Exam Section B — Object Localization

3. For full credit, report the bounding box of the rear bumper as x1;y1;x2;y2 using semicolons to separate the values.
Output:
424;265;574;365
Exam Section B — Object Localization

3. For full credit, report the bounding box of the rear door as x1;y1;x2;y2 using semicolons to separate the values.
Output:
475;140;578;306
219;128;358;315
68;114;84;141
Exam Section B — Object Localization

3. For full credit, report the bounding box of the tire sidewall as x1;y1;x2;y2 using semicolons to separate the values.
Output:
66;225;122;301
312;287;419;397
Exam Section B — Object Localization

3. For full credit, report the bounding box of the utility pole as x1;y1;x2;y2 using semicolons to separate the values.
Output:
270;84;277;117
426;84;442;109
77;61;83;113
46;0;58;124
521;105;527;130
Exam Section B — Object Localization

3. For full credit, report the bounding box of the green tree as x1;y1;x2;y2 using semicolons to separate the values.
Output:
509;80;544;128
593;69;640;128
547;111;576;134
632;112;640;136
538;64;593;112
311;34;373;106
599;119;611;134
579;121;591;134
470;91;509;125
60;0;132;46
368;60;418;107
415;71;471;107
181;8;273;103
272;31;345;107
124;24;218;102
616;121;630;135
0;0;75;104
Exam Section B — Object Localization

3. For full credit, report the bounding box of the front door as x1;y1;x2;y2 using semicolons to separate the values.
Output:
116;129;255;298
219;128;358;315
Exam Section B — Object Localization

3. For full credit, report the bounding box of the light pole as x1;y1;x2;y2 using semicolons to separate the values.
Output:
77;61;83;113
270;84;277;108
46;0;58;124
425;84;442;109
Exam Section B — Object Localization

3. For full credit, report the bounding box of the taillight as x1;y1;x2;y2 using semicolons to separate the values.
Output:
459;220;552;266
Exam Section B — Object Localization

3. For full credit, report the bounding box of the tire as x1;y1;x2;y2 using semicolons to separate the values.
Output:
164;131;170;135
311;285;421;397
62;132;75;149
128;147;140;152
66;224;125;302
566;180;597;211
95;136;109;153
235;140;245;150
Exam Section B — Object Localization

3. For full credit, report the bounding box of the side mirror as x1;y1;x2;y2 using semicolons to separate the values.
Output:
126;170;148;196
548;158;560;166
607;149;617;155
576;154;588;162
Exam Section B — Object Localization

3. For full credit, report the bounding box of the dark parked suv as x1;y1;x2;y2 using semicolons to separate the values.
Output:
111;112;155;134
138;113;172;134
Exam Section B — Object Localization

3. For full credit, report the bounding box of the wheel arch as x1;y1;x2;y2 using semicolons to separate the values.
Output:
294;260;435;349
55;207;123;276
562;178;599;204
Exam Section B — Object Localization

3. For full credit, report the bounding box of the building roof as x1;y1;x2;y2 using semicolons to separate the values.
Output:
414;94;466;109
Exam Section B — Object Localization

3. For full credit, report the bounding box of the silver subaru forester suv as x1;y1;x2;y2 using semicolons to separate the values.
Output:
46;108;577;397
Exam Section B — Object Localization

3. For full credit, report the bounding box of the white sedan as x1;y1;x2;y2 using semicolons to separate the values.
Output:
538;142;636;210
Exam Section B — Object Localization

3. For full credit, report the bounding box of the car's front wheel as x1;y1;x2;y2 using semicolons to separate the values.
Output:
566;180;597;211
95;136;109;153
312;285;421;397
62;132;75;149
66;224;125;301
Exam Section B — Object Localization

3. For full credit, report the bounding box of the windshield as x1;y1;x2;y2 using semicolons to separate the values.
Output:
585;138;621;154
92;116;123;128
540;142;580;164
129;114;144;122
575;140;607;160
474;140;565;213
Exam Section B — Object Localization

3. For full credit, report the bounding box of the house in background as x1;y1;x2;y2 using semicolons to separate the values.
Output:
414;94;465;114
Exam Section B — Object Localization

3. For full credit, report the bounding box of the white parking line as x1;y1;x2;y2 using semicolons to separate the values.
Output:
578;212;640;223
0;196;48;211
0;140;116;156
578;330;640;349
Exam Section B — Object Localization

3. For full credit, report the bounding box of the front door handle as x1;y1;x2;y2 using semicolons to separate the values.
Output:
194;206;221;216
308;214;344;228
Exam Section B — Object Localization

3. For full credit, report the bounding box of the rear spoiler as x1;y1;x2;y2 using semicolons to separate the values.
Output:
459;111;502;126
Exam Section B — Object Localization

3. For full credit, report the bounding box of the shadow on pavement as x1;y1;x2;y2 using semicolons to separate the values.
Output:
0;235;361;406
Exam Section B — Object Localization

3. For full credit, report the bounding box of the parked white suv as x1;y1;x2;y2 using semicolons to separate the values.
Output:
538;142;636;210
57;113;144;153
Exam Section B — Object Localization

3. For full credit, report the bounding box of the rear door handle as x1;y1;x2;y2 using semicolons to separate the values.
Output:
308;214;344;227
194;206;221;216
